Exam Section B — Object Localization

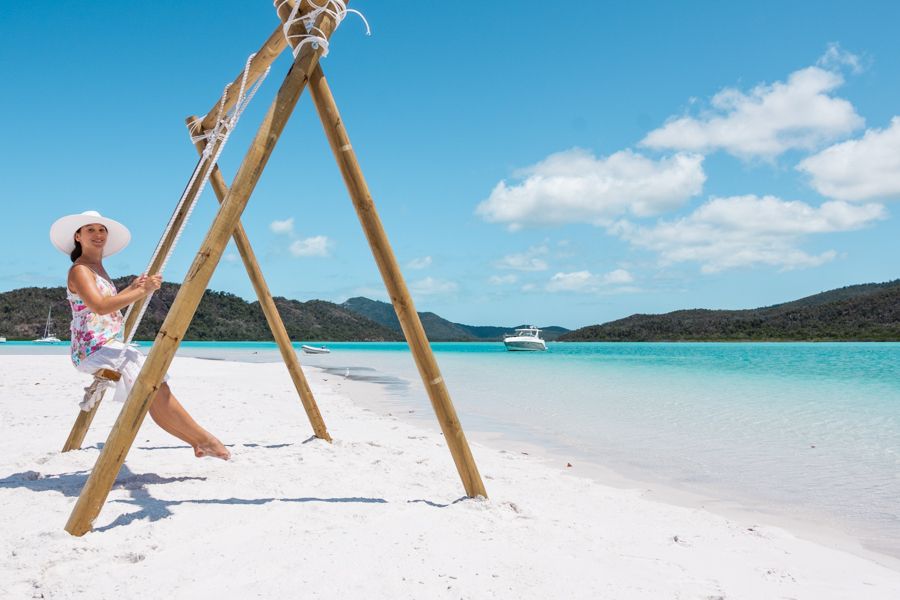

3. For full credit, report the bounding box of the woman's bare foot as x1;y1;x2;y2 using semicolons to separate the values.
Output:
194;435;231;460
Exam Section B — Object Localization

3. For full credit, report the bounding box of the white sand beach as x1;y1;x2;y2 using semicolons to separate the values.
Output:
2;354;899;599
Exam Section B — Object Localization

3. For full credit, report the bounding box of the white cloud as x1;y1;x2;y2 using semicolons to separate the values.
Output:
407;256;432;270
817;42;864;74
604;268;635;284
612;195;886;273
272;218;332;258
270;218;295;235
495;245;550;271
223;253;239;263
289;236;332;257
546;269;635;293
547;271;593;292
476;148;705;229
797;116;900;201
489;274;518;285
641;61;864;159
410;277;458;296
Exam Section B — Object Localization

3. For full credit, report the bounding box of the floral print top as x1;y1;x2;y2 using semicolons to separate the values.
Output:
67;270;123;366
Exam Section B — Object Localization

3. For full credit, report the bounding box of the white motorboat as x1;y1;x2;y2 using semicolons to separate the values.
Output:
0;336;6;343
301;344;331;354
33;307;62;344
503;326;547;352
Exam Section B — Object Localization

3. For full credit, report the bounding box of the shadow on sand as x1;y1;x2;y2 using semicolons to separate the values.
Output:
1;441;472;533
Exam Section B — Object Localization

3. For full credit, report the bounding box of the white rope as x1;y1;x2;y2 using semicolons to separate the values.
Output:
80;375;114;412
118;53;270;350
275;0;370;59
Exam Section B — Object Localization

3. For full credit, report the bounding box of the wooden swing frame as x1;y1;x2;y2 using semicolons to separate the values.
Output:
64;0;487;537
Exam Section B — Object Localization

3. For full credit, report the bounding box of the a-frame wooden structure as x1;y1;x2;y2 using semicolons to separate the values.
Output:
65;1;487;536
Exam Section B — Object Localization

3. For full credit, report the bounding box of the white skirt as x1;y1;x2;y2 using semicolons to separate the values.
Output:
75;340;170;405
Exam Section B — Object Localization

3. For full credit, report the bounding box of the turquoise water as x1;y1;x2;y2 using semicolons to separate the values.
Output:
4;341;899;557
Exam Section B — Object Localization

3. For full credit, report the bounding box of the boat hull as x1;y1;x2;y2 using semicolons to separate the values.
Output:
503;340;547;352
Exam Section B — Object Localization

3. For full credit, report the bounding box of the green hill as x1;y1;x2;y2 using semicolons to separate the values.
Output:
560;280;900;342
0;277;402;342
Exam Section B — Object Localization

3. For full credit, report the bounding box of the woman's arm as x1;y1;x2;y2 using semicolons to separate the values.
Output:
68;266;161;315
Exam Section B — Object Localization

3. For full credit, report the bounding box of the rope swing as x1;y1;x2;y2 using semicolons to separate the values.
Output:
76;56;270;414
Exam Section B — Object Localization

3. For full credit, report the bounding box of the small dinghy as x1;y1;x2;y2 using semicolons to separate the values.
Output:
301;344;331;354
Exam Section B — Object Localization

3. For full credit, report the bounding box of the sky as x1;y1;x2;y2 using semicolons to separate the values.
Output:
2;1;899;330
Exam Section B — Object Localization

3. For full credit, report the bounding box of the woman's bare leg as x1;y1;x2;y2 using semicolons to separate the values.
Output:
148;383;230;460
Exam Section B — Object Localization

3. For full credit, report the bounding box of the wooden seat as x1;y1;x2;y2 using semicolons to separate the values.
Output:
93;368;122;383
61;369;121;452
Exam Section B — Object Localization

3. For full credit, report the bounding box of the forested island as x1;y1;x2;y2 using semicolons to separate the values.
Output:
1;278;897;342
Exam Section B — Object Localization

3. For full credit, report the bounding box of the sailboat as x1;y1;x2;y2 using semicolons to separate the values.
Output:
33;306;62;344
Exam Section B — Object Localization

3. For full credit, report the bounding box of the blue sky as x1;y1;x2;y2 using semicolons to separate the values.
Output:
2;1;899;329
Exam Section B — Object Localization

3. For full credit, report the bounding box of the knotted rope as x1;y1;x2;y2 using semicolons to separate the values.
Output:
275;0;370;59
80;375;113;412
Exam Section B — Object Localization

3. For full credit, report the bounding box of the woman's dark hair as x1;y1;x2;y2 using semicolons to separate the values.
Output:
70;228;83;263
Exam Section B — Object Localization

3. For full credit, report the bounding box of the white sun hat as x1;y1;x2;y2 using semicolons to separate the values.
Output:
49;210;132;257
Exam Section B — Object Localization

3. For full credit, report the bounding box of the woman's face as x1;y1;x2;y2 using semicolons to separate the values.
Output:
74;223;108;252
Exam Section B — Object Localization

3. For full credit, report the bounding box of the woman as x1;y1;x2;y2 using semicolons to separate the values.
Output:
50;210;230;460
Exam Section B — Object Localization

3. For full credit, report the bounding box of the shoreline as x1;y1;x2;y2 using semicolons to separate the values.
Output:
322;362;900;572
2;354;899;598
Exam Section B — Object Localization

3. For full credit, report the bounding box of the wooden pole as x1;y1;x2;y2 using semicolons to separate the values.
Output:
187;115;330;441
61;403;102;452
305;64;488;498
65;10;338;537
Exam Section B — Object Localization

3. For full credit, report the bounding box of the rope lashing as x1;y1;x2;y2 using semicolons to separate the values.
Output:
276;0;370;59
80;376;112;412
120;54;270;348
79;369;121;412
